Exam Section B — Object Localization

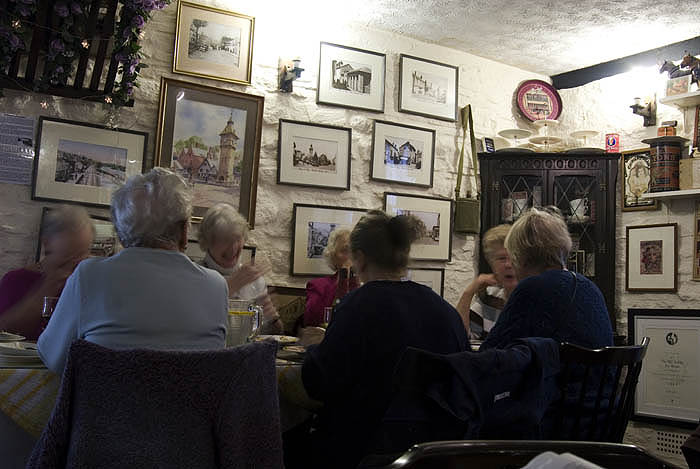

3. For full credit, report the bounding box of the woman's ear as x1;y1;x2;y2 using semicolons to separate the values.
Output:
351;251;366;274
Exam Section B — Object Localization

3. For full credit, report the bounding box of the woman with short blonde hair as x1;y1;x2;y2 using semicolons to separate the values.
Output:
481;207;612;350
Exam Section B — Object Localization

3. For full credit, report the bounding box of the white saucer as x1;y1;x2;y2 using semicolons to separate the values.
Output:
0;332;25;343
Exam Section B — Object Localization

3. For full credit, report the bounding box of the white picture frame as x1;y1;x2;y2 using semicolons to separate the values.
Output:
370;120;435;188
398;54;458;122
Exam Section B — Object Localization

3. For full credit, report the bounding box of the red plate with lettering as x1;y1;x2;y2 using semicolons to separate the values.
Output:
516;79;562;121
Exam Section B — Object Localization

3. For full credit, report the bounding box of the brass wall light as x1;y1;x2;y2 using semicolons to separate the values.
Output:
630;95;657;127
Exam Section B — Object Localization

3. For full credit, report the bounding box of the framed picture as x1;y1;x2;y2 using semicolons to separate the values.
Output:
291;203;366;276
694;202;700;281
629;308;700;427
173;1;254;86
277;119;352;190
35;207;122;260
370;120;435;188
666;75;691;97
317;42;386;113
621;149;658;212
407;267;444;297
31;117;147;208
384;192;453;261
185;239;255;265
398;54;458;122
626;223;677;292
693;105;700;155
155;77;264;225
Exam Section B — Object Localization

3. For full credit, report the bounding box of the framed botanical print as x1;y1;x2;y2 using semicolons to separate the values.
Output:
291;203;366;276
277;119;352;190
155;77;264;225
398;54;458;121
407;267;445;297
317;42;386;112
370;120;435;188
626;223;678;292
384;192;453;261
173;1;254;85
621;149;658;212
32;117;147;208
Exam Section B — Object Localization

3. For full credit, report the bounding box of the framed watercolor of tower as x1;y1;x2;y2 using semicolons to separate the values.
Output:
155;77;265;226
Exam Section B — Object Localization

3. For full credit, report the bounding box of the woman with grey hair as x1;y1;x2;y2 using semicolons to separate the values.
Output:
481;207;612;350
199;203;282;335
0;205;94;340
38;168;229;374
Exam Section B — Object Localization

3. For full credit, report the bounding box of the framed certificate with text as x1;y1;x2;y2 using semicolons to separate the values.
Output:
629;308;700;427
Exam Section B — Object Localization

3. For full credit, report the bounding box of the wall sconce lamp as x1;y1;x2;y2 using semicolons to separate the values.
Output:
630;95;656;127
279;58;305;93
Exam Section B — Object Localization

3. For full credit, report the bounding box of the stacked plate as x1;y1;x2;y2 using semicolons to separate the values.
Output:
0;332;44;368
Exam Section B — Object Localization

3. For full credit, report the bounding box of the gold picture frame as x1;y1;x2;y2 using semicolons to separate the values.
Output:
173;1;254;86
694;202;700;281
620;148;658;212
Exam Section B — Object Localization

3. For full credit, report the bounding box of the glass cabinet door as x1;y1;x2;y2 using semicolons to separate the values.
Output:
552;174;601;280
499;173;545;224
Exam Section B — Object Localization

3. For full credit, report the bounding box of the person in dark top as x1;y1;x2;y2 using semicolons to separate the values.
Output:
302;210;468;468
482;206;613;350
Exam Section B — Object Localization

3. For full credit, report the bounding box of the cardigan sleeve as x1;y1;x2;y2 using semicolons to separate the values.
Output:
304;276;335;327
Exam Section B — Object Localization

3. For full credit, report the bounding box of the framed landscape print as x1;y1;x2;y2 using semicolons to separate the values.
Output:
384;192;453;261
371;120;435;188
407;267;445;297
277;119;352;190
626;223;677;292
31;117;147;208
173;1;254;85
36;207;122;260
317;42;386;113
629;308;700;427
291;203;366;276
155;77;264;225
398;54;458;121
621;149;658;212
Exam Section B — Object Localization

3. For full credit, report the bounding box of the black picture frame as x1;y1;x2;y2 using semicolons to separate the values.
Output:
36;207;121;260
370;120;435;188
398;54;459;122
407;267;445;297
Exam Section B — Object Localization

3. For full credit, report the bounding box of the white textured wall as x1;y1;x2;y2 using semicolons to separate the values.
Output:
0;1;547;307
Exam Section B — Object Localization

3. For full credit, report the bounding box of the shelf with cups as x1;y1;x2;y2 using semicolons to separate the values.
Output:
659;90;700;109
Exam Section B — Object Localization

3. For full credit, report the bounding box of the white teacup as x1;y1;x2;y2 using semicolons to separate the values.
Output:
569;198;589;219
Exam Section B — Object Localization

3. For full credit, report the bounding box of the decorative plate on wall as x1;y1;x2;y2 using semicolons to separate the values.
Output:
516;80;562;121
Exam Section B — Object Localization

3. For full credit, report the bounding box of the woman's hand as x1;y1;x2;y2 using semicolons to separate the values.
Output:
226;261;268;294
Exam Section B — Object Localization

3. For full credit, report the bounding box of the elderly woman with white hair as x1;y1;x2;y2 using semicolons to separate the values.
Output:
481;207;613;351
199;203;283;335
38;168;229;374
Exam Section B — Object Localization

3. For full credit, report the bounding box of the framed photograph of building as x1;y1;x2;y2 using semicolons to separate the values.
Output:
629;308;700;427
277;119;352;190
621;149;658;212
398;54;458;121
35;207;122;260
370;120;435;188
384;192;453;261
317;42;386;113
155;77;264;225
173;1;254;85
31;117;147;208
407;267;445;297
291;203;366;276
626;223;677;292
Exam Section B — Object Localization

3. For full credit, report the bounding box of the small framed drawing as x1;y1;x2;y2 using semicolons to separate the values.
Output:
185;239;255;265
629;308;700;427
626;223;677;292
291;203;366;276
173;1;254;86
666;75;691;97
155;77;264;225
407;267;444;297
370;120;435;188
694;202;700;281
277;119;352;190
398;54;458;122
32;117;147;208
317;42;386;113
621;149;658;212
384;192;453;261
36;207;122;260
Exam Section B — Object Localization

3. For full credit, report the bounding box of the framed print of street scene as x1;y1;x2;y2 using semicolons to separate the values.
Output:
370;120;435;188
291;203;366;276
277;119;352;190
173;1;254;85
317;42;386;112
398;54;458;122
31;117;147;208
407;267;445;297
384;192;453;261
155;77;264;225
